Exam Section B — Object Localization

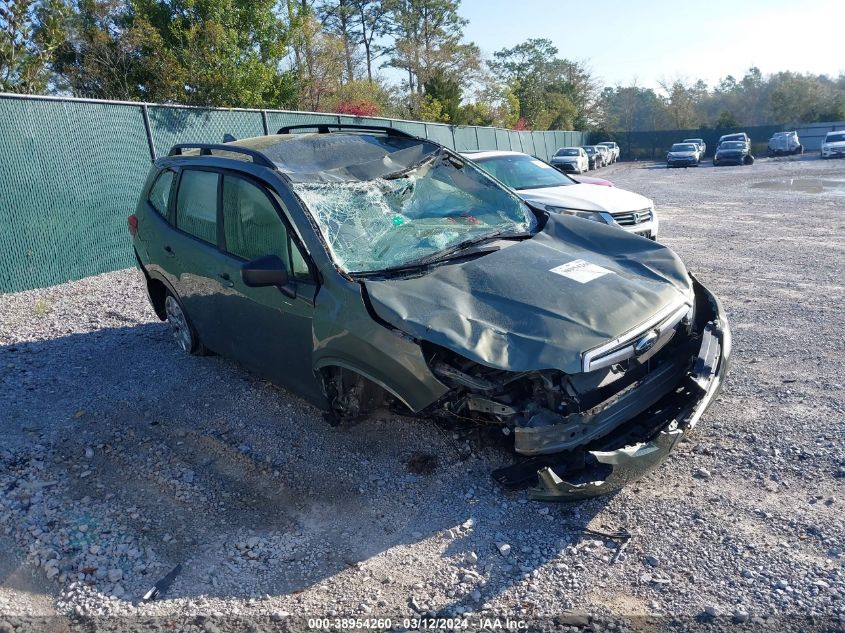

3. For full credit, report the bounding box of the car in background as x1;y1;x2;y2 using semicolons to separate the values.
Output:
594;144;611;167
597;141;620;163
716;132;750;151
682;138;706;156
581;146;604;170
572;174;614;187
820;131;845;159
130;126;729;500
666;143;701;168
713;140;751;166
550;147;589;174
767;131;803;156
462;151;659;239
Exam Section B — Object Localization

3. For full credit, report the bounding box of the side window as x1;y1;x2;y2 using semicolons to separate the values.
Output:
176;170;219;244
223;176;313;282
223;175;289;263
148;170;175;217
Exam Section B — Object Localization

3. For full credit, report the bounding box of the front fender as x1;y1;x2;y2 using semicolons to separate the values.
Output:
312;278;449;413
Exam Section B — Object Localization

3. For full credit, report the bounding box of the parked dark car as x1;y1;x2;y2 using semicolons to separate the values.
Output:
713;140;752;166
581;145;604;170
716;132;750;151
129;125;730;500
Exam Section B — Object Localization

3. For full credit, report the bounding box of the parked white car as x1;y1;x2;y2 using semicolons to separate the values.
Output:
683;138;706;156
597;141;620;162
821;131;845;159
463;151;659;239
550;147;589;173
767;131;803;156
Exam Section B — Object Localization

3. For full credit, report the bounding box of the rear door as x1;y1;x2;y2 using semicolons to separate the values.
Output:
168;167;232;353
213;172;322;401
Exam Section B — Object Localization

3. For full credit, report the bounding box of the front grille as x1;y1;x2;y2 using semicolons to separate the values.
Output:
612;207;653;226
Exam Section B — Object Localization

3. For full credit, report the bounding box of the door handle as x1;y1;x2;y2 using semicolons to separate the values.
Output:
164;245;175;257
217;272;234;287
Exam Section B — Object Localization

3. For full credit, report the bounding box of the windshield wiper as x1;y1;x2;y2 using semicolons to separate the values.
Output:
356;230;529;278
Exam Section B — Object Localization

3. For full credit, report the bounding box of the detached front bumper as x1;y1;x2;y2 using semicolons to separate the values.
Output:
526;282;731;500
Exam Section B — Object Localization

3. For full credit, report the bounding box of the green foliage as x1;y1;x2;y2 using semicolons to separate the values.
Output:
417;93;447;122
1;0;67;93
490;38;599;130
715;110;739;129
423;68;460;123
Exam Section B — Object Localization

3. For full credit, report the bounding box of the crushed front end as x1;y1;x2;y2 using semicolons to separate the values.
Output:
425;276;730;500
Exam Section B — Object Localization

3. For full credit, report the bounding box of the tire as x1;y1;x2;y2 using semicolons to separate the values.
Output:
164;293;207;355
795;145;804;155
713;160;718;166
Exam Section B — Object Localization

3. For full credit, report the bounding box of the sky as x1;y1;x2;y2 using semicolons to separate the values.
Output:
459;0;845;90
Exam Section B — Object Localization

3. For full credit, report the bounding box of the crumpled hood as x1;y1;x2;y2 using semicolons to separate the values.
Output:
516;183;652;214
364;214;692;375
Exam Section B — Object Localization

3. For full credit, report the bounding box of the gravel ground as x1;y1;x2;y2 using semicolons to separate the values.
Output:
1;154;844;632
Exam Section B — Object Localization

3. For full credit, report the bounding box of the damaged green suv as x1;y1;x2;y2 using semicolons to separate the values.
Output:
130;124;730;499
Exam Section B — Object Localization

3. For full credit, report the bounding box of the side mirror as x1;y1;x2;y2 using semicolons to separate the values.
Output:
242;255;290;289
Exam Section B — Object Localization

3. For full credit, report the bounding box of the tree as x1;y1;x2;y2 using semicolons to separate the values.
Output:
423;67;460;122
490;39;599;130
49;0;298;106
382;0;479;115
715;110;739;129
352;0;387;83
0;0;67;93
317;0;359;84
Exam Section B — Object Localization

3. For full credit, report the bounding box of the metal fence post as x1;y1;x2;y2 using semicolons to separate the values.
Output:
141;104;156;162
261;110;270;135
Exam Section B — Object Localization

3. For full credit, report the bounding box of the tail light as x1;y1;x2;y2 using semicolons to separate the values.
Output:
128;214;138;237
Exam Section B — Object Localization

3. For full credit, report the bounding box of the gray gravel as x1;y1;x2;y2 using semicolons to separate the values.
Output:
1;154;844;631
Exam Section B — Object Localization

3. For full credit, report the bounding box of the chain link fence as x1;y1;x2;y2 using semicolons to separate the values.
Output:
0;93;588;293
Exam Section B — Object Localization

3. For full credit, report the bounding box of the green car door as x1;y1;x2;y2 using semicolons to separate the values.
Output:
211;173;323;403
167;167;234;354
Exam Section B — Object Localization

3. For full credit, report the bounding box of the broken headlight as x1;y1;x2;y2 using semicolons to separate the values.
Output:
544;206;613;225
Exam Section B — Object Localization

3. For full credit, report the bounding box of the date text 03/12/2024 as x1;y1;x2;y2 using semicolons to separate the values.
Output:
307;617;529;630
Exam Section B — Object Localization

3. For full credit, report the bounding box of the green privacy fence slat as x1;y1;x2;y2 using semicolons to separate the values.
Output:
390;120;426;137
0;93;585;293
423;123;455;149
475;127;496;151
495;128;512;151
265;111;340;133
148;107;265;158
452;127;479;151
0;98;151;293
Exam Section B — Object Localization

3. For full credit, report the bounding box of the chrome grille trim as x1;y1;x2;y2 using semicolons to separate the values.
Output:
581;296;693;373
612;207;653;226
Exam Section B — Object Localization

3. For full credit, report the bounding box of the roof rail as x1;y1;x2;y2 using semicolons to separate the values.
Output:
277;123;416;138
168;143;276;169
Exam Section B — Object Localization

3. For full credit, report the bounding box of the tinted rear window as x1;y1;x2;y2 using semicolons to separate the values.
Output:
148;170;174;217
176;170;218;244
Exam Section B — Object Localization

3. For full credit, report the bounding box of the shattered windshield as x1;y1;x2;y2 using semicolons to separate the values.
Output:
292;150;536;274
473;154;574;190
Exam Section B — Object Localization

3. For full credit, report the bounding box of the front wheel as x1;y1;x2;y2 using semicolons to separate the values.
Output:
164;293;207;355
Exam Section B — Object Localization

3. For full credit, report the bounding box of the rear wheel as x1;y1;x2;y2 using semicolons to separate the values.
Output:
164;293;207;355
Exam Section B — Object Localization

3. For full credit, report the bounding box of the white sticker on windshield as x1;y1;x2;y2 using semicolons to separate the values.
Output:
549;259;613;283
